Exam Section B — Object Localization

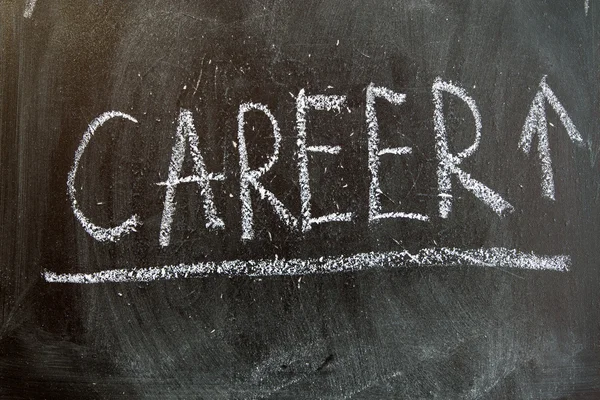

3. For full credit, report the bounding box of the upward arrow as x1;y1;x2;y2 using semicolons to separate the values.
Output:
519;76;584;200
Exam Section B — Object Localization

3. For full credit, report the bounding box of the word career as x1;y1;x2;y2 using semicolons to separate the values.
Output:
68;76;583;246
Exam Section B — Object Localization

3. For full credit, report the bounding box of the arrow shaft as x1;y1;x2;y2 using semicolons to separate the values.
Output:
535;109;556;200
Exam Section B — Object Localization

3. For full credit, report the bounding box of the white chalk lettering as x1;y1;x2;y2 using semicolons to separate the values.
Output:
51;76;586;284
519;76;583;200
238;102;298;240
366;83;429;223
432;77;514;218
296;89;352;232
157;109;225;247
67;111;141;242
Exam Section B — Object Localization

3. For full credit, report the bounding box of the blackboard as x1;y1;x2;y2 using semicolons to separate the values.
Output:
1;0;599;398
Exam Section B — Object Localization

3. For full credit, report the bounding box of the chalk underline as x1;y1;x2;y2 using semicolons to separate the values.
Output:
42;247;569;284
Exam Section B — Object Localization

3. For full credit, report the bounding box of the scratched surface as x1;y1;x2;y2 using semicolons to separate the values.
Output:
1;0;599;398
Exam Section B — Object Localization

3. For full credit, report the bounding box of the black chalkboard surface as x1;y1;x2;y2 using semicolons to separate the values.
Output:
1;1;599;398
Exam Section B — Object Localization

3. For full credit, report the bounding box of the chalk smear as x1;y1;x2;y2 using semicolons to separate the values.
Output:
23;0;36;18
585;0;589;15
43;247;569;284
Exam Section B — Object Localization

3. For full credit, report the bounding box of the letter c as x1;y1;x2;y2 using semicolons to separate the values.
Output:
67;111;141;242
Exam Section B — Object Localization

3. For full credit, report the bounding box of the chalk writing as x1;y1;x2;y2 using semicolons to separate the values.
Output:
296;89;352;232
157;109;224;247
519;76;583;200
366;83;429;223
432;77;514;218
43;247;569;284
67;111;141;242
56;76;585;283
238;102;298;240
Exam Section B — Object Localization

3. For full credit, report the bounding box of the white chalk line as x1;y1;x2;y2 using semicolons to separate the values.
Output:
42;247;569;284
306;145;341;154
155;173;225;185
